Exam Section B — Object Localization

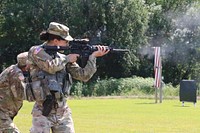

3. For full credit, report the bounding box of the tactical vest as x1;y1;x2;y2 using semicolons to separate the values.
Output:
24;45;72;102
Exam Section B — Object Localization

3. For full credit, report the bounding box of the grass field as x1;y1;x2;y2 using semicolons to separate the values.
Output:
14;98;200;133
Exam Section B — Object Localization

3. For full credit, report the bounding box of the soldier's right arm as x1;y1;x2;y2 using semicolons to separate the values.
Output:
29;46;70;74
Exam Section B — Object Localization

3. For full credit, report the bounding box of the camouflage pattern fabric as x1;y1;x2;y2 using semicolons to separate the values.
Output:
0;111;20;133
28;43;96;80
47;22;73;41
30;100;74;133
17;52;28;67
0;64;25;133
28;43;97;132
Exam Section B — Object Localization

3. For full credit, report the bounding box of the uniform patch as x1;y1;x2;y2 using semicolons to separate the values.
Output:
34;47;42;55
0;95;3;100
18;75;24;81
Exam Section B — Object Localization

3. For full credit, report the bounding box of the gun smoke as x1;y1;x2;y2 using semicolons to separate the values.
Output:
139;2;200;64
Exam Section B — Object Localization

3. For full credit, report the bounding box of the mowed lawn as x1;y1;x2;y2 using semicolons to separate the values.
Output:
14;98;200;133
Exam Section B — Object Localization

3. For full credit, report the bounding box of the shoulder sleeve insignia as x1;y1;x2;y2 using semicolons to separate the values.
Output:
18;75;25;81
34;47;42;55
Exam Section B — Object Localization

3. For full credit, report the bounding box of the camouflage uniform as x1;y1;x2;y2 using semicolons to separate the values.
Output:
28;22;97;133
0;52;28;133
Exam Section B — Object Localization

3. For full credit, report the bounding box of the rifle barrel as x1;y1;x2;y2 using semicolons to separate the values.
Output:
109;48;130;53
43;45;129;53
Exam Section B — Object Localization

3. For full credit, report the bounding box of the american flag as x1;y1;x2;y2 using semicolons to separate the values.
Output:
154;47;162;88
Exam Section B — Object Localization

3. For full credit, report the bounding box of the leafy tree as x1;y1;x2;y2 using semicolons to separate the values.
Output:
0;0;74;71
162;2;200;85
143;0;200;85
0;0;149;80
3;0;200;87
73;0;149;78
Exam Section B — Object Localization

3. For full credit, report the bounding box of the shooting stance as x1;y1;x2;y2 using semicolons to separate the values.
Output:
0;52;28;133
27;22;109;133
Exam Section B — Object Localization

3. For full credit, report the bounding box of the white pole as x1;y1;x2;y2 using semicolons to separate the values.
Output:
159;57;162;103
154;47;162;103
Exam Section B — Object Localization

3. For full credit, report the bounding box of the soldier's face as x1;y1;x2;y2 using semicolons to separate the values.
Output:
58;40;69;47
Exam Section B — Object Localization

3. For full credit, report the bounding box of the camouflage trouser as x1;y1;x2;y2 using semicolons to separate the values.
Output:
30;102;75;133
0;111;20;133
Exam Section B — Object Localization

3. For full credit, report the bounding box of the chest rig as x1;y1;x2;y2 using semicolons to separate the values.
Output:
43;49;72;98
40;49;72;116
24;46;72;101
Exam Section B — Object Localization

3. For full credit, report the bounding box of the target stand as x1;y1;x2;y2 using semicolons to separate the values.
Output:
180;80;197;107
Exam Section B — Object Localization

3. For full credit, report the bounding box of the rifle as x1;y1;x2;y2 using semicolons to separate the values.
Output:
23;71;36;102
43;39;129;67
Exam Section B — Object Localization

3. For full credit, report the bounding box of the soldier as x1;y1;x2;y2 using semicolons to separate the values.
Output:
28;22;109;133
0;52;28;133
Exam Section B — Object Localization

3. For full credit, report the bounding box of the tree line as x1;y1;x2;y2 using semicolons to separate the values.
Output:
0;0;200;86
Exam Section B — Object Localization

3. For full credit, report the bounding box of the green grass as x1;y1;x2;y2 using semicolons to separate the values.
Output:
14;98;200;133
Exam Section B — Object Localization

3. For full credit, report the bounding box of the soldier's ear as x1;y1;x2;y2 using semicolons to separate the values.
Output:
52;38;59;44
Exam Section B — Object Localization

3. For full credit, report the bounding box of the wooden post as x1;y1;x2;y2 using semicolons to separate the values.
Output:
155;87;158;103
159;84;162;103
